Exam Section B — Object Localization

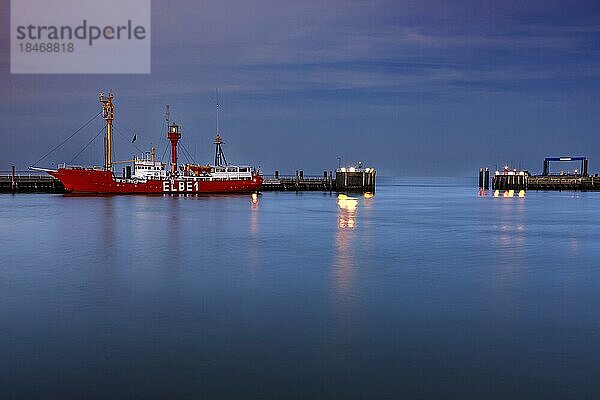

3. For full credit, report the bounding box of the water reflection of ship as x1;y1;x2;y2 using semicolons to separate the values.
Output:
250;193;259;233
247;193;260;276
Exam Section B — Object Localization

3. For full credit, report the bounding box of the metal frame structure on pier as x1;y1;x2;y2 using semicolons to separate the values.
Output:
543;157;588;177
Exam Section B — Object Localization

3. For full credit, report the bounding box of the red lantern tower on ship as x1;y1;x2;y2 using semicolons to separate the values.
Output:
167;122;181;174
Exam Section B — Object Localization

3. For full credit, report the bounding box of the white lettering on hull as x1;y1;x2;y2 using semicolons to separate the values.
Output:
162;180;200;192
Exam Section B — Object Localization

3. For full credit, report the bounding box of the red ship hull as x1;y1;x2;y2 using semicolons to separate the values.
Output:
49;168;263;194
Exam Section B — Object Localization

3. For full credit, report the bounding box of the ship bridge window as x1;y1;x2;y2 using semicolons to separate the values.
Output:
227;167;238;172
239;167;249;172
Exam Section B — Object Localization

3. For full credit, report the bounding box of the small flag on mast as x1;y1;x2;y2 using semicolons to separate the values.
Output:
132;133;137;143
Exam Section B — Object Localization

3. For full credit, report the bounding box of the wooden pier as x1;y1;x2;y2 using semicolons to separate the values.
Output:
485;156;600;193
0;170;65;193
261;167;376;192
528;175;600;191
491;174;600;192
261;172;335;191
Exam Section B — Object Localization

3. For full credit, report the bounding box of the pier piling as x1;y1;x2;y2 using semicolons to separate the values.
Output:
11;165;16;194
484;168;489;191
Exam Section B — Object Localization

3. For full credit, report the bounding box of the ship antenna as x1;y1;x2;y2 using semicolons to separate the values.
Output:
215;89;220;137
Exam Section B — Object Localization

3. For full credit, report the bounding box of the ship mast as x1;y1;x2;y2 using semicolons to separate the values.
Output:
214;93;228;167
100;93;115;170
165;105;170;135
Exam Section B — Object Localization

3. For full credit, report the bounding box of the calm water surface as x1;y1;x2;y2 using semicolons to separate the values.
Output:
1;177;599;399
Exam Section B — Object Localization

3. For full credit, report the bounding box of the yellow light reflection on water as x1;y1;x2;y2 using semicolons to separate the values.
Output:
337;194;358;230
334;194;360;301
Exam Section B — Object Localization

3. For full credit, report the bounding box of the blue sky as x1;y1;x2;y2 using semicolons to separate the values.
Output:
1;0;599;175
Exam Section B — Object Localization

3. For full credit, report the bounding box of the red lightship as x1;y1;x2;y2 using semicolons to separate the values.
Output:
33;93;262;194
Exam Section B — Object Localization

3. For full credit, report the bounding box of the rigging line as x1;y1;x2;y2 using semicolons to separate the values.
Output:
179;140;196;164
181;140;193;163
145;113;166;151
31;111;102;167
160;142;169;162
157;119;166;152
184;145;194;164
69;124;106;165
112;124;145;154
179;140;192;164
